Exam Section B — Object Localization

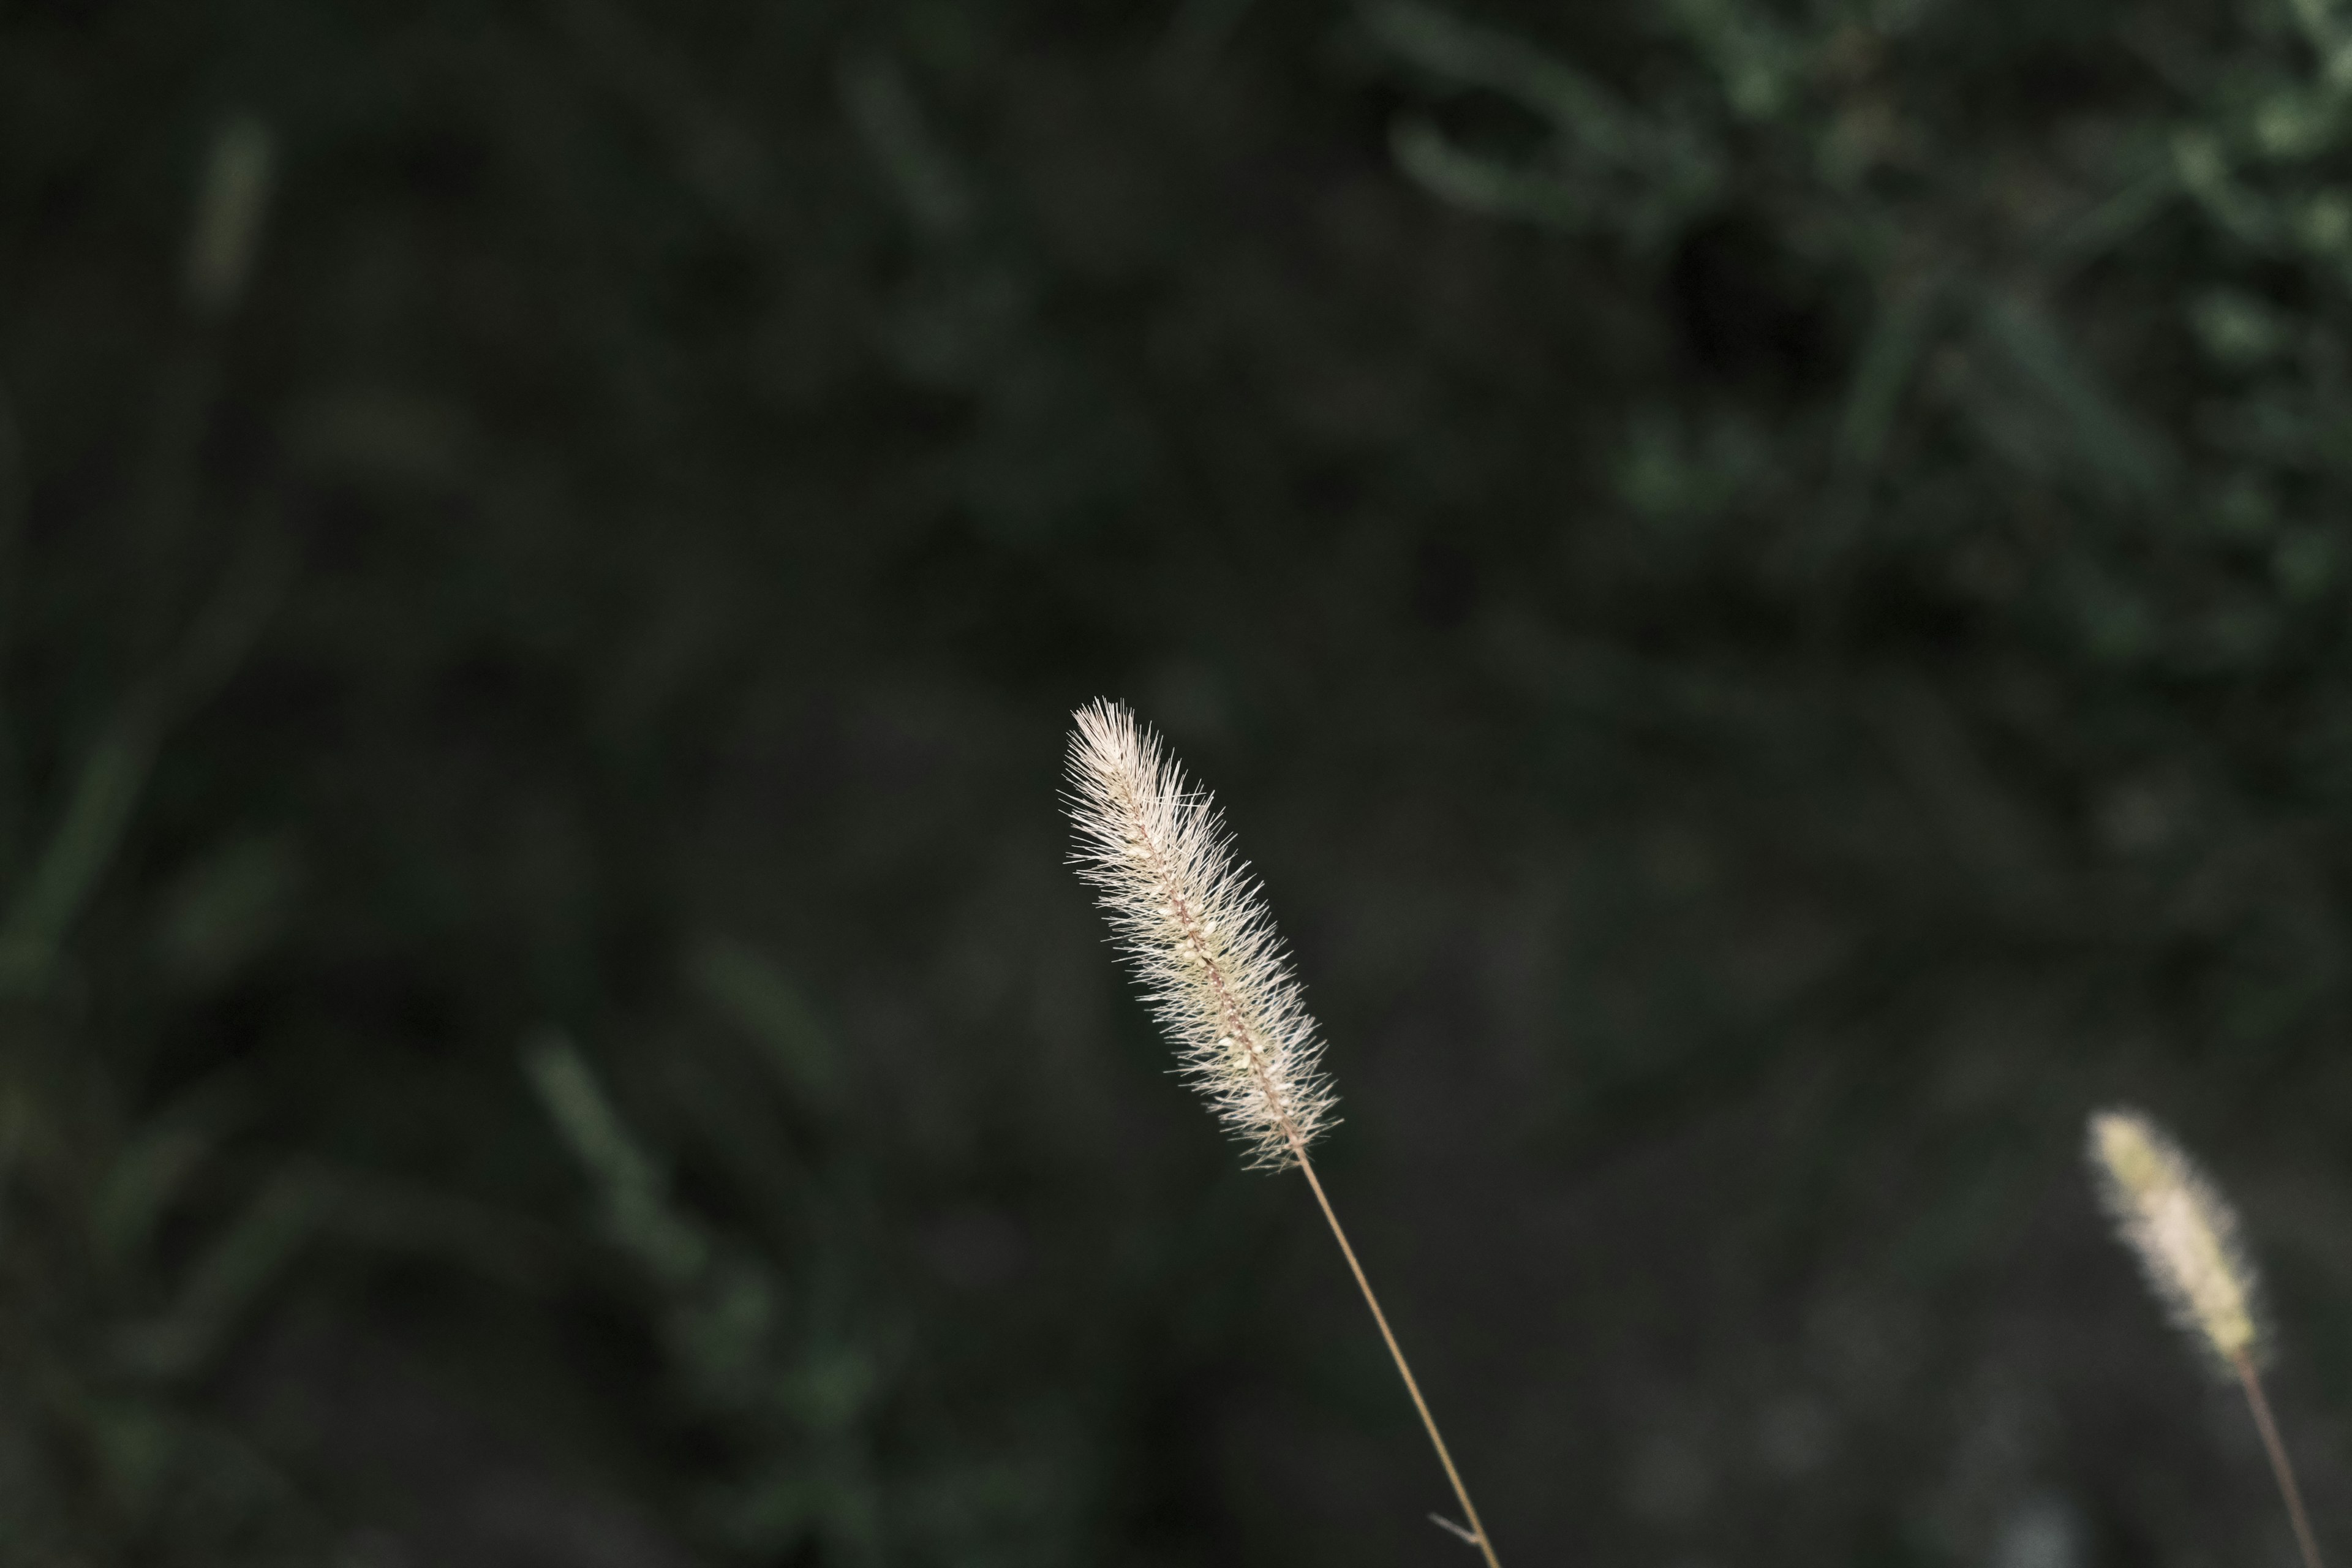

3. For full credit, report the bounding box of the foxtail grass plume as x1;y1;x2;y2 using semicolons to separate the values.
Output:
2087;1107;2259;1368
1065;698;1338;1169
1065;700;1503;1568
2087;1107;2325;1568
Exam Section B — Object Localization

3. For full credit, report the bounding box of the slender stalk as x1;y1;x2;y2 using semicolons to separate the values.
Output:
1294;1147;1502;1568
2235;1351;2324;1568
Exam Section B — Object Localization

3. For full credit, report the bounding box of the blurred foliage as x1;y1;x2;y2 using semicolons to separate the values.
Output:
7;0;2352;1565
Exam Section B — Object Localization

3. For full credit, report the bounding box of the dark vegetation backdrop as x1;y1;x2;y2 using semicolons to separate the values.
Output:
6;0;2352;1564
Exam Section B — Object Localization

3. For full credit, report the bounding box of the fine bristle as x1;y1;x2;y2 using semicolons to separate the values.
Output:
2086;1108;2262;1369
1065;699;1338;1169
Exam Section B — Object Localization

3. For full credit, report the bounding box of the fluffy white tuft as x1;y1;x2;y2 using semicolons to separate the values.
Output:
2087;1107;2263;1369
1066;699;1338;1169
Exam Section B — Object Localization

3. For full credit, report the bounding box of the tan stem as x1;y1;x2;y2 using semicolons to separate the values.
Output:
1294;1145;1502;1568
2236;1351;2324;1568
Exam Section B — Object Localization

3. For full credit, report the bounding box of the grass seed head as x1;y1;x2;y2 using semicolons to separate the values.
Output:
1065;699;1337;1169
2087;1107;2261;1369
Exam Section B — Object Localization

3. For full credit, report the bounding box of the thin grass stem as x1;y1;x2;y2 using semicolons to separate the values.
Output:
2235;1350;2325;1568
1294;1147;1502;1568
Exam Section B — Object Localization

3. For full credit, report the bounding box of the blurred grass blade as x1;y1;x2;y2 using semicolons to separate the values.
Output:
81;1395;184;1526
1662;0;1798;119
837;49;972;241
1366;2;1717;247
0;707;165;993
2038;163;2180;283
524;1030;710;1286
1836;274;1950;478
0;538;287;995
2173;129;2277;244
1976;293;2177;501
711;1474;826;1556
92;1083;247;1274
1156;0;1259;77
1364;0;1636;159
0;1090;26;1261
151;831;303;989
110;1170;330;1383
1389;118;1596;227
685;935;844;1115
303;1164;562;1291
551;0;783;236
184;115;275;319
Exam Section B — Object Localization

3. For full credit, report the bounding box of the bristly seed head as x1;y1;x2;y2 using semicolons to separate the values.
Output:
1065;699;1338;1170
2087;1107;2263;1371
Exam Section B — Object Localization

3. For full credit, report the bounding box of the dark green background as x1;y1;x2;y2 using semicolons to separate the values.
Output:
4;0;2350;1564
